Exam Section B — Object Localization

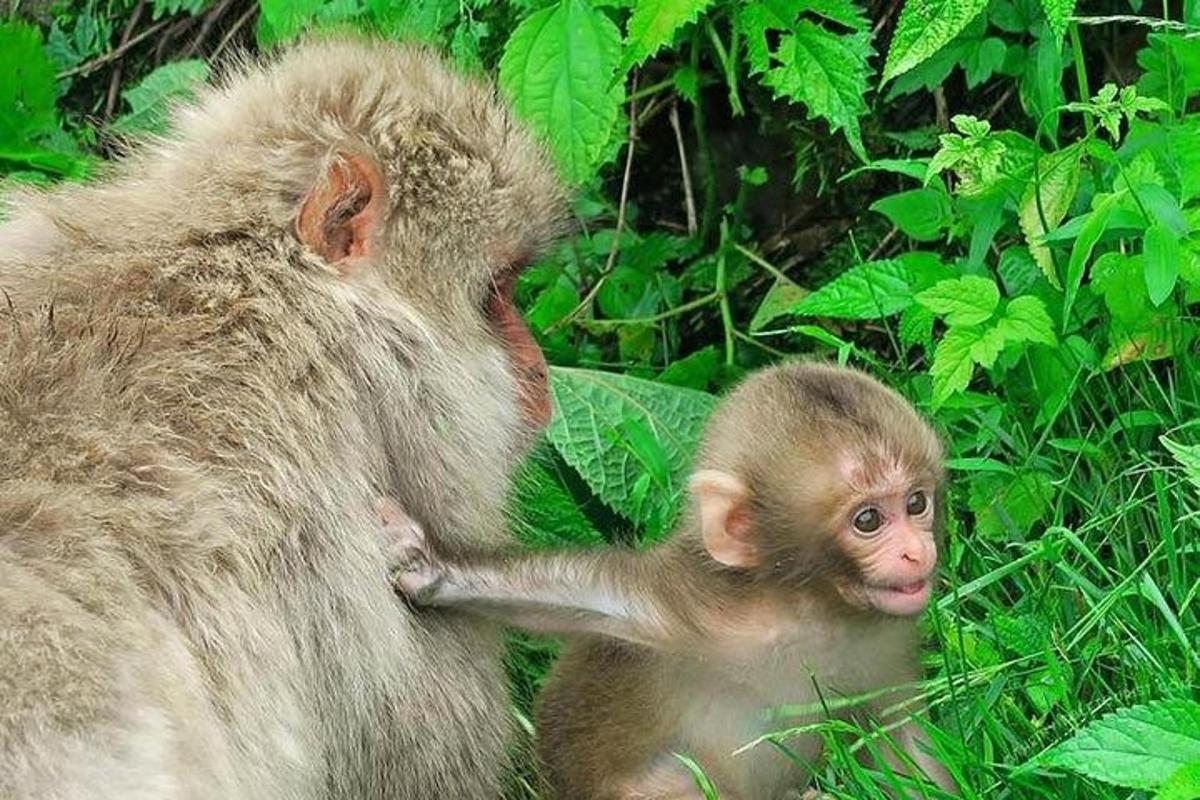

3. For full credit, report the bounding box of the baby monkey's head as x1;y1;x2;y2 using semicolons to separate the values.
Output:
689;362;945;618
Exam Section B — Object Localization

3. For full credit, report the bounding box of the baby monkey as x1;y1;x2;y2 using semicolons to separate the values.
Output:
392;362;957;799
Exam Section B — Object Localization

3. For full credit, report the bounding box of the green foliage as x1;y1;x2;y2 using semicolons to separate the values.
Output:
499;0;624;184
111;60;209;136
3;1;1199;798
1042;699;1200;791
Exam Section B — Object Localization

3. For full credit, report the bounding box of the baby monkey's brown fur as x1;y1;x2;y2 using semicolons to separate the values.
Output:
395;362;959;799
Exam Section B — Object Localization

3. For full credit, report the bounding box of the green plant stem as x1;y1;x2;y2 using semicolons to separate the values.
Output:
589;292;720;327
1068;23;1094;138
733;243;795;286
627;78;675;103
717;220;736;367
705;18;743;116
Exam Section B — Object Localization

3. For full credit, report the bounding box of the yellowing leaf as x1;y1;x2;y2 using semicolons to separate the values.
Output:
1018;146;1082;288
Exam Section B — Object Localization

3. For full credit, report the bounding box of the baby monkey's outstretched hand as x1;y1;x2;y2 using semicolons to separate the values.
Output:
377;498;445;605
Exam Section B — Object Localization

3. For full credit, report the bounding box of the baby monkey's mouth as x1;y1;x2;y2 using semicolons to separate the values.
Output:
862;578;932;616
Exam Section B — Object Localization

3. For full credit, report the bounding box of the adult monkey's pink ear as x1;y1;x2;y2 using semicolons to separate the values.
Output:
296;152;385;274
689;469;757;568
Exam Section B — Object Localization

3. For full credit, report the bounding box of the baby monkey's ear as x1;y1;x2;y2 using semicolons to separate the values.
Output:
296;151;385;274
689;470;757;568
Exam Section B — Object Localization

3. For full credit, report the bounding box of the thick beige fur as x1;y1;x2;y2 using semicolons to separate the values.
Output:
0;38;565;800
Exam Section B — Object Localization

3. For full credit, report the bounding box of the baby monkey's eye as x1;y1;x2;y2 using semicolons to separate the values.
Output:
852;507;883;535
906;490;928;516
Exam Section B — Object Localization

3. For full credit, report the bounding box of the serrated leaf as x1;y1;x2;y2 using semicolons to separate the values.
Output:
658;346;721;391
1019;146;1083;288
1162;437;1200;492
870;187;952;241
899;303;935;351
110;60;209;136
786;254;953;320
1144;223;1181;306
883;0;990;83
621;0;715;72
931;326;983;404
1039;0;1077;39
545;367;717;537
999;295;1057;345
739;4;872;161
1042;699;1200;790
500;0;624;184
916;276;1000;326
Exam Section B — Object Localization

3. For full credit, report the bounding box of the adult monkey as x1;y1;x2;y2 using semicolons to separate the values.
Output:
0;39;564;800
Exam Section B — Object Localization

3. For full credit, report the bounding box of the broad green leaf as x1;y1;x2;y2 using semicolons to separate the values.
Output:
545;367;717;537
258;0;324;45
970;471;1054;539
1162;436;1200;492
1167;121;1200;204
621;0;715;72
0;22;57;147
1042;699;1200;790
739;4;872;160
500;0;624;184
658;346;721;391
786;254;953;320
367;0;457;42
110;60;209;136
1156;762;1200;800
931;326;983;404
997;296;1056;345
1039;0;1077;40
916;275;1000;326
509;442;605;548
969;296;1056;368
1144;223;1181;306
1018;146;1083;288
869;188;952;241
882;0;990;83
1063;191;1124;331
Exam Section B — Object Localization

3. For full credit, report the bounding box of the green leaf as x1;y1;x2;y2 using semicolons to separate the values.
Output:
1039;0;1077;40
1156;762;1200;800
916;275;1000;326
1144;223;1181;306
621;0;715;72
1162;436;1200;492
750;277;810;332
0;21;58;148
739;4;872;161
970;295;1056;368
500;0;624;184
883;0;990;83
658;346;721;391
110;60;209;136
509;442;605;548
786;253;953;320
930;326;983;404
1042;699;1200;790
869;188;952;241
1018;146;1083;288
546;367;717;537
899;303;936;351
1063;191;1124;330
258;0;324;45
970;471;1054;539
